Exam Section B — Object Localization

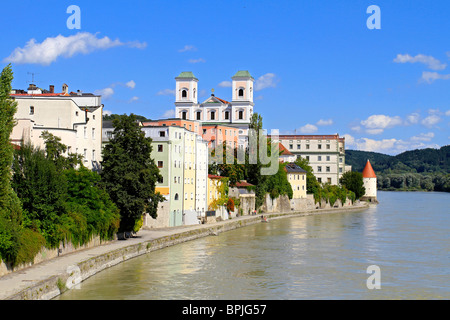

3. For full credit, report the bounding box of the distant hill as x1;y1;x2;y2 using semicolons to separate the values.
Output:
346;145;450;174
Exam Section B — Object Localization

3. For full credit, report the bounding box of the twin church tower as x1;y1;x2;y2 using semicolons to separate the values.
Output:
174;70;255;147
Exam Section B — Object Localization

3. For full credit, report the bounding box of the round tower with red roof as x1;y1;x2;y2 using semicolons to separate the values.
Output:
361;160;378;203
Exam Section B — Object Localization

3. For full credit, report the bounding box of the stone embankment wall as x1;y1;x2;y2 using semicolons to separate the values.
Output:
0;236;114;278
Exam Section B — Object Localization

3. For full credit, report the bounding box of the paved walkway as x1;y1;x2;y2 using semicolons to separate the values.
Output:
0;204;368;300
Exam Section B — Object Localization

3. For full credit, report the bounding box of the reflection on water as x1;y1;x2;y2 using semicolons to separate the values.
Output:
57;191;450;300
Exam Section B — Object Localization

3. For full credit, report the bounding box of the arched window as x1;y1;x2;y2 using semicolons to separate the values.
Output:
174;193;179;200
238;88;244;97
182;89;187;98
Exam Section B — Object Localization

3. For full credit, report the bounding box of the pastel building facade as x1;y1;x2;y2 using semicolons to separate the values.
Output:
284;163;307;199
10;83;103;170
139;125;208;227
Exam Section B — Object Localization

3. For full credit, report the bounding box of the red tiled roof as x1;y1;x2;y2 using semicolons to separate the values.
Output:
10;93;63;97
279;143;293;156
234;180;254;187
362;160;376;178
215;97;230;104
208;174;224;179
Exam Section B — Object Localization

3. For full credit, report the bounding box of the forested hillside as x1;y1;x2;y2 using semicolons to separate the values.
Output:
345;146;450;192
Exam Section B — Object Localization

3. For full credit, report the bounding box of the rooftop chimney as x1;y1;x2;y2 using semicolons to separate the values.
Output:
49;85;54;93
62;83;68;94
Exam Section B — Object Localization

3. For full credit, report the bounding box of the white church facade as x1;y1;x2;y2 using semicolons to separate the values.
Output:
174;70;255;148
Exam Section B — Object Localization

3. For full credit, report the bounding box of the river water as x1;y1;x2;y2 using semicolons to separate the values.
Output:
57;191;449;300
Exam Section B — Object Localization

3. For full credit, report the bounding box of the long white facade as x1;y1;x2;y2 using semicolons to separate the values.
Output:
10;84;103;170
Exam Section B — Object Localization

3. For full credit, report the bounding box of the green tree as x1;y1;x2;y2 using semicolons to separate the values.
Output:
0;64;22;223
101;114;164;233
294;156;320;194
40;131;83;170
12;144;68;247
340;171;366;199
0;64;23;263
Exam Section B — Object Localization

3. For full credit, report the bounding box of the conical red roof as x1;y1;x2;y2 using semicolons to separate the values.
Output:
362;160;376;178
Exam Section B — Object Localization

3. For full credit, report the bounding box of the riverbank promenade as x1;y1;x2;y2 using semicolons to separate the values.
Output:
0;204;368;300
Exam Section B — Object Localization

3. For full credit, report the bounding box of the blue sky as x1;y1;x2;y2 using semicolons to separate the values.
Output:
1;0;449;155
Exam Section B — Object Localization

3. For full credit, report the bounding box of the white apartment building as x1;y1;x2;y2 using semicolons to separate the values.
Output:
10;83;103;170
276;134;351;185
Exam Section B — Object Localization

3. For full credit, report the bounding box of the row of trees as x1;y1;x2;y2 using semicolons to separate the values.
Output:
377;173;450;192
0;65;163;267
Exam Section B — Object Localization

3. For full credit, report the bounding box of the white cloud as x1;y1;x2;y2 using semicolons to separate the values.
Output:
255;73;278;91
126;80;136;89
162;109;175;118
94;87;114;99
218;81;232;88
178;45;197;52
254;95;264;101
445;110;450;116
405;112;420;125
188;58;206;63
360;114;403;134
394;53;447;70
128;96;139;103
343;133;439;155
421;71;450;83
410;132;434;142
103;110;112;116
3;32;146;66
157;89;175;96
316;119;333;126
298;124;318;134
421;114;441;127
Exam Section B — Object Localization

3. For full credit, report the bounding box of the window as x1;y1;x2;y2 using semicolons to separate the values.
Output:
326;156;330;161
83;149;87;160
306;156;310;161
185;193;188;200
159;131;165;137
318;178;322;183
175;193;179;200
326;144;330;150
289;144;293;149
317;166;322;172
318;144;322;150
327;178;332;184
318;156;322;161
84;127;87;138
203;129;207;134
326;166;330;172
225;111;229;120
158;176;163;183
210;111;215;120
92;150;95;161
196;112;201;120
238;88;244;97
29;106;34;115
75;111;79;116
238;110;243;119
182;111;187;120
92;128;95;139
157;161;163;168
306;144;310;150
339;168;343;173
297;144;301;150
182;89;187;98
339;157;343;163
174;177;177;183
158;145;163;152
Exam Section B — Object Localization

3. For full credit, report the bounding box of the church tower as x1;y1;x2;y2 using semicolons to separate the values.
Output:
361;160;378;203
175;71;198;120
231;70;254;123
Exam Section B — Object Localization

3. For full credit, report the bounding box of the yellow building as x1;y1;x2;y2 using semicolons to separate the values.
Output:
284;163;307;199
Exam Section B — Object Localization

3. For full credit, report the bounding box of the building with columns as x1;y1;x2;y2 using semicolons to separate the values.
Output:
174;70;254;148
